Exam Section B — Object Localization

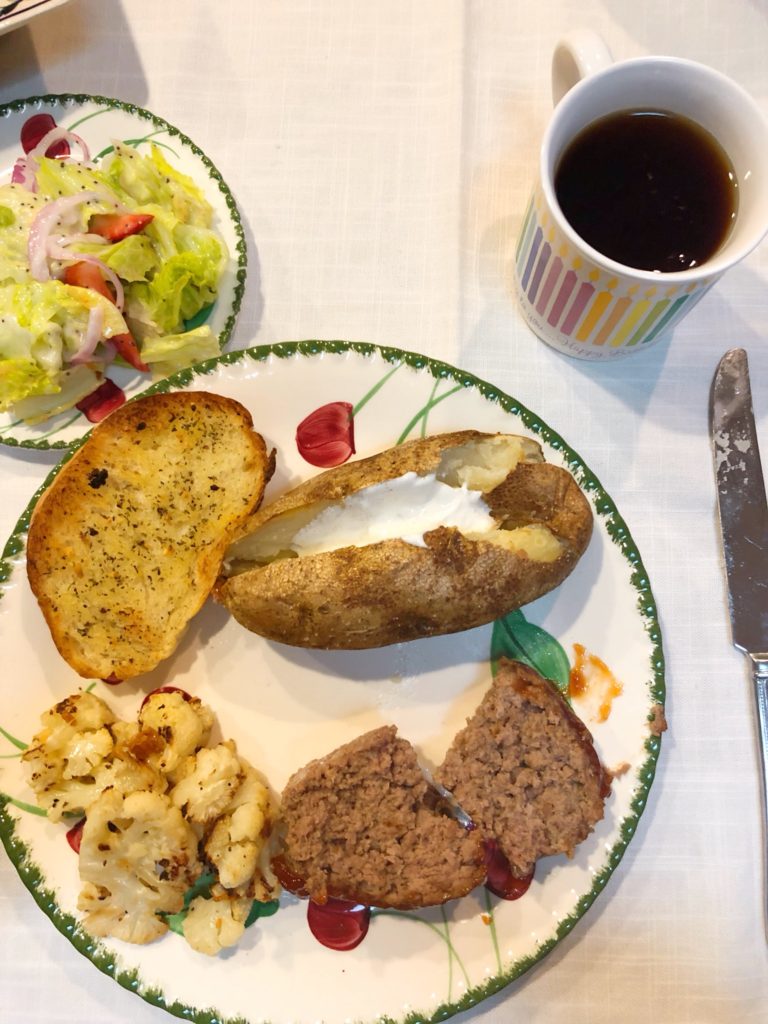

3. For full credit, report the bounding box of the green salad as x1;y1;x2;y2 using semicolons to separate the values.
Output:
0;140;226;424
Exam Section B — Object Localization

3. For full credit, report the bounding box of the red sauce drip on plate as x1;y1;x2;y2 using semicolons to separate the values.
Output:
483;839;534;900
307;897;371;951
271;855;310;898
569;643;623;722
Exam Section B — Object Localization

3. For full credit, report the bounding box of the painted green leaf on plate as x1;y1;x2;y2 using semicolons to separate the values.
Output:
490;609;570;695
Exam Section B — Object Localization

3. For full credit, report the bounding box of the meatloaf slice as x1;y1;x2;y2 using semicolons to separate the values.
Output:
274;725;486;909
437;659;611;878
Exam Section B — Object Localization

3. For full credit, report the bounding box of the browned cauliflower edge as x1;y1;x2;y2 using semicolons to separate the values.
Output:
21;688;281;955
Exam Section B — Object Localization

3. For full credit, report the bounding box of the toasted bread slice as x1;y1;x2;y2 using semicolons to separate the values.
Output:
27;391;274;680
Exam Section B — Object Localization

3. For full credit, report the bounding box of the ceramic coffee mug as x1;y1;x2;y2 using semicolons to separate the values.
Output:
514;30;768;360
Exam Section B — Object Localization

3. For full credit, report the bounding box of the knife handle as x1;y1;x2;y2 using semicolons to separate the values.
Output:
749;655;768;944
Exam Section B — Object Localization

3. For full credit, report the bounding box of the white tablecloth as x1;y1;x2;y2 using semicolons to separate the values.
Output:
1;1;767;1021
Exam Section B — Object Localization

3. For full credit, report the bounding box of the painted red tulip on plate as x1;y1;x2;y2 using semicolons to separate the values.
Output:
307;897;371;951
295;401;355;467
20;113;70;157
76;379;127;423
65;817;85;854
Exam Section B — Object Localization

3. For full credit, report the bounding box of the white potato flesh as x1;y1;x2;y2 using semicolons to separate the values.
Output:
226;434;560;568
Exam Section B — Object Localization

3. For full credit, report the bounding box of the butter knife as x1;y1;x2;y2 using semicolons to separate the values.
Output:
710;347;768;941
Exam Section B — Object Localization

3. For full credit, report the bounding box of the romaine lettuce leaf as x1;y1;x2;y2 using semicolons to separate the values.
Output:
139;325;220;377
0;281;130;411
73;233;158;283
11;365;102;424
125;236;225;334
102;143;213;227
33;158;124;215
0;184;46;286
0;357;56;410
1;280;128;344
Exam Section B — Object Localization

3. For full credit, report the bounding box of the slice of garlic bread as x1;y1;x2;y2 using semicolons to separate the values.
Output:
27;391;274;680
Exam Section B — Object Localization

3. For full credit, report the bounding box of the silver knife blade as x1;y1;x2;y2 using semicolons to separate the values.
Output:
710;348;768;655
710;347;768;945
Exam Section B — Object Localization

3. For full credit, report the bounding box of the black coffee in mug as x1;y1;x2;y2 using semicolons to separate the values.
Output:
554;109;738;272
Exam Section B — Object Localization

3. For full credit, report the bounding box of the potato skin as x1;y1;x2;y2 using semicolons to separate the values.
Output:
217;433;593;650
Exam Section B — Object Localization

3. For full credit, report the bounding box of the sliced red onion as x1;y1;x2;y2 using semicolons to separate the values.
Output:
69;305;104;365
62;232;110;246
28;126;91;164
11;158;36;190
100;340;117;364
27;192;103;282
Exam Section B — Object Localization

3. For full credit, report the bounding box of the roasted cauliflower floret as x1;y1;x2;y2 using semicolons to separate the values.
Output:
170;741;244;824
205;762;275;892
20;692;163;822
77;789;201;944
137;690;214;775
94;745;167;800
22;692;115;786
22;692;167;819
24;689;279;955
182;884;254;956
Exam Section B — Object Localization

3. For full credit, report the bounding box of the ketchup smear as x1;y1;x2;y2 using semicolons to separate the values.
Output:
307;898;371;951
483;839;534;900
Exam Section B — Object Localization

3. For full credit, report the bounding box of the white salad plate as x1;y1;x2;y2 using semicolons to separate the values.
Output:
0;342;665;1024
0;93;246;449
0;0;72;37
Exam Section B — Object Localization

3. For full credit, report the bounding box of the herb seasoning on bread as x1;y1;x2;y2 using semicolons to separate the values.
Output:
26;391;274;680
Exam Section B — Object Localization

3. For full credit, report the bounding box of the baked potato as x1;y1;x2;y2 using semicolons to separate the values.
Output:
215;430;593;649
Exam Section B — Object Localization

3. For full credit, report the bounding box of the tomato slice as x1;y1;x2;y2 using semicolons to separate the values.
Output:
110;331;149;373
109;331;149;372
88;212;154;242
62;261;114;303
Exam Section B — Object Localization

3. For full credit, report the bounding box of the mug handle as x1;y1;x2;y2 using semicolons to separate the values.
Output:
551;29;613;105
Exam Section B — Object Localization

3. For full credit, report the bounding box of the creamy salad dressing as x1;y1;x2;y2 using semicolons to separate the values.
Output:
290;472;497;556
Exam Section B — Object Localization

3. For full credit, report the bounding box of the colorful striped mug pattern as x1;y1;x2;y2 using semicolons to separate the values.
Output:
514;186;717;359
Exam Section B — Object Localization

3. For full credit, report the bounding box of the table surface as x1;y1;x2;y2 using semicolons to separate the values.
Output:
1;2;768;1022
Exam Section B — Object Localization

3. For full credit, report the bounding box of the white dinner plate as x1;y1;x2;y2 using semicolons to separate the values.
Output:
0;341;665;1024
0;93;246;450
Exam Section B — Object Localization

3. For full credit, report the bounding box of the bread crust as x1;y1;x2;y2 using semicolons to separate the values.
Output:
27;391;274;680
